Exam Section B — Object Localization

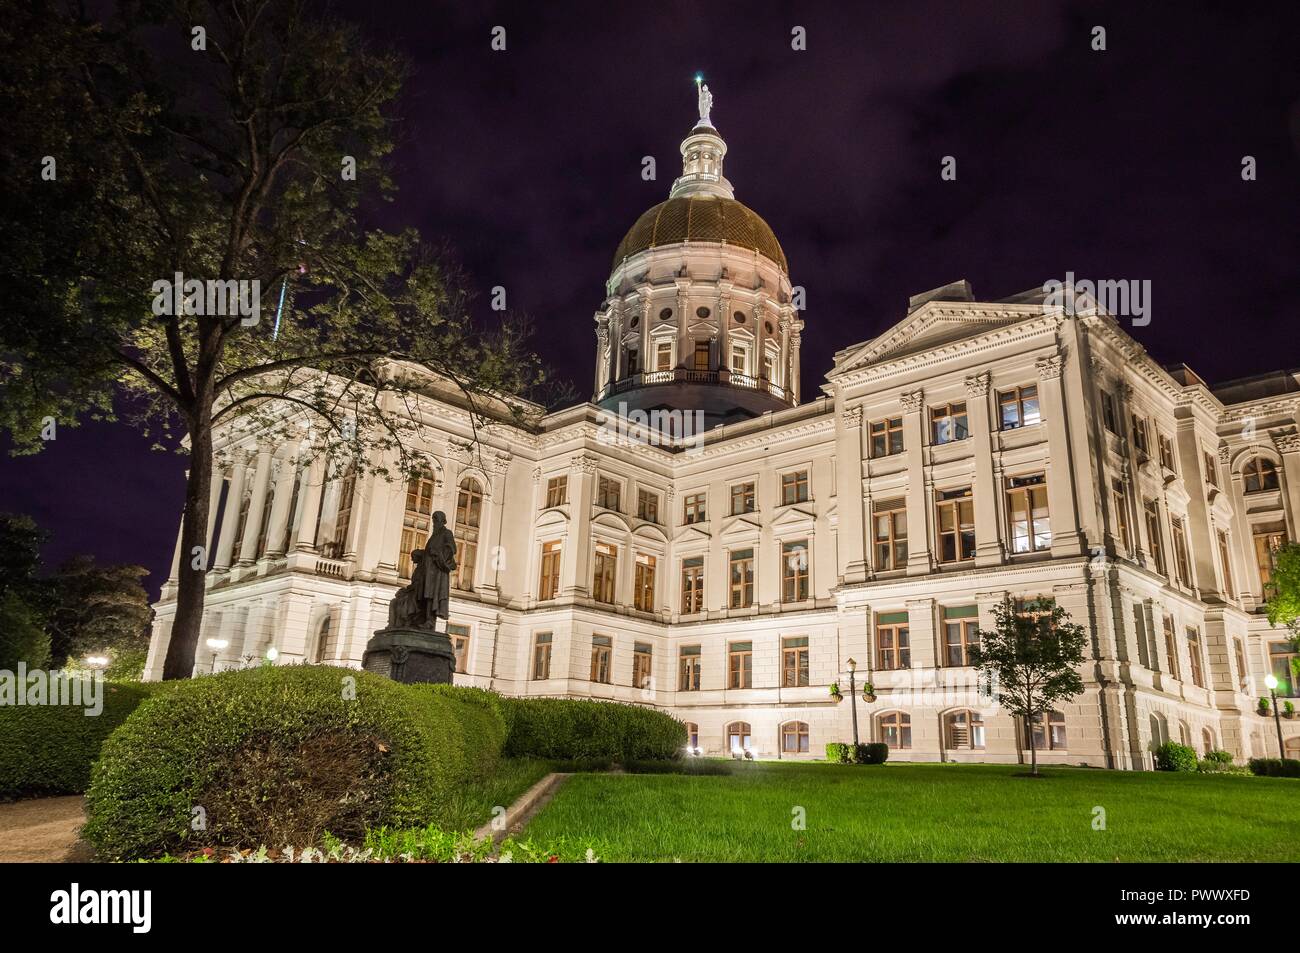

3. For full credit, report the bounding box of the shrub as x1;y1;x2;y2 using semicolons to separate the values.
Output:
1247;758;1300;778
1203;749;1234;764
825;742;886;764
1196;758;1248;775
1153;741;1198;772
825;742;850;763
863;742;890;764
501;697;685;762
0;679;165;798
83;666;506;860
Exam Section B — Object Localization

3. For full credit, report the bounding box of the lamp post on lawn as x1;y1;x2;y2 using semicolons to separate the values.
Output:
847;657;860;747
1265;674;1286;758
205;638;228;674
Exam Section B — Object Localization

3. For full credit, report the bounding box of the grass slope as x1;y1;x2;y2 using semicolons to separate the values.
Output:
523;761;1300;862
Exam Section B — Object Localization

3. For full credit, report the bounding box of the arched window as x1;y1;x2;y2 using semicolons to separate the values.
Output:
1201;727;1215;755
398;472;436;578
1150;713;1168;749
945;710;985;750
1178;721;1191;747
879;711;911;749
1243;457;1280;493
454;477;483;590
781;721;810;754
726;721;752;753
683;722;699;750
1027;710;1067;750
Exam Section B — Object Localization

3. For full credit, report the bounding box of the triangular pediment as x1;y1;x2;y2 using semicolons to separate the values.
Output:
674;523;712;545
832;302;1035;378
720;514;763;539
771;505;816;530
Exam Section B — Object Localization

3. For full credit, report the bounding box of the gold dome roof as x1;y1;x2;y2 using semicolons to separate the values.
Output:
613;195;787;273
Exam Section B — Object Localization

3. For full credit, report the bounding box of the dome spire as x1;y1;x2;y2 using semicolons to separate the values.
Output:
670;75;734;199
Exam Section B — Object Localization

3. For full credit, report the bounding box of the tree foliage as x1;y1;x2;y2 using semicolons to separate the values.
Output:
972;598;1087;775
46;555;152;669
1;1;560;678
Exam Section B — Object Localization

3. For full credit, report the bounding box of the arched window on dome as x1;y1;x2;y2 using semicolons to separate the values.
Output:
454;477;483;590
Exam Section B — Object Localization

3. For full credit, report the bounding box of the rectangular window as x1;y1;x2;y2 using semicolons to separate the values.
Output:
1186;627;1205;688
869;417;905;457
1158;432;1176;472
1100;390;1119;434
545;476;568;508
730;344;750;377
876;611;911;671
872;498;908;571
1163;615;1181;681
597;476;621;511
1203;451;1219;489
592;542;617;604
1255;528;1285;590
935;488;975;563
681;556;704;614
930;401;969;444
1006;474;1051;553
782;636;809;687
1217;530;1234;599
636;488;659;523
1111;480;1131;554
1144;499;1166;575
447;623;470;674
781;470;810;505
538;540;562;600
590;635;612;684
1269;642;1299;697
1130;414;1149;454
678;645;701;691
632;642;653;690
944;605;981;666
998;385;1041;430
633;552;656;612
729;548;755;609
781;540;810;602
728;641;753;689
693;339;710;371
1171;516;1191;586
655;340;673;372
683;492;707;525
625;348;639;375
532;632;552;680
730;481;756;515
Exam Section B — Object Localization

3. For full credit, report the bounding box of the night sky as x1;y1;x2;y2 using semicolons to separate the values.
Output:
3;0;1297;598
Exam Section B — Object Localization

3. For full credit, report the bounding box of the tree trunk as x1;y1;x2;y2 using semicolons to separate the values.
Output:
161;405;214;680
1028;707;1039;776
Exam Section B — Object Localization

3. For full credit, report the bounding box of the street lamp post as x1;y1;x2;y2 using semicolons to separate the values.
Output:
1265;674;1286;758
205;638;229;674
847;658;860;747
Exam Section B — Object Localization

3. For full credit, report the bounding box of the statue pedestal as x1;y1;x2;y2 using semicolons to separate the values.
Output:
362;627;455;685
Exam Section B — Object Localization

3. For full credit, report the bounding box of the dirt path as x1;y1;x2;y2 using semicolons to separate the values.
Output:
0;796;93;862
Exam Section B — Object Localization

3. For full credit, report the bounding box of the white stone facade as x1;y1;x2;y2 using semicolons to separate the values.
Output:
145;102;1300;770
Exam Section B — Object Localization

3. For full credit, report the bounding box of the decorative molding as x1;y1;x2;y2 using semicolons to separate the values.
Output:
963;371;991;398
1035;353;1064;380
841;405;863;428
1273;431;1300;454
899;390;924;414
570;453;599;475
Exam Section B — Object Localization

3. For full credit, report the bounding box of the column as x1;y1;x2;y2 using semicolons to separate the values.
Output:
236;444;273;566
1276;432;1300;541
205;468;225;555
214;449;249;570
560;454;597;598
675;279;691;373
1036;352;1085;557
716;282;732;380
1174;417;1219;599
836;403;867;583
167;510;185;583
754;294;768;384
965;372;1001;566
779;313;792;392
263;449;300;558
292;454;326;552
901;390;931;575
638;285;652;375
790;319;804;402
594;310;610;397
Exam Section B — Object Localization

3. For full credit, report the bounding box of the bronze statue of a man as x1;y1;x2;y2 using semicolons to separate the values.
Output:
413;510;457;627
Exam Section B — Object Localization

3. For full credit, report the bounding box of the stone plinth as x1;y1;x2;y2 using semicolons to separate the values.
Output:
362;627;455;685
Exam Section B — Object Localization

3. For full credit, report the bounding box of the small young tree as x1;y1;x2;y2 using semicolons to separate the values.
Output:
972;598;1087;776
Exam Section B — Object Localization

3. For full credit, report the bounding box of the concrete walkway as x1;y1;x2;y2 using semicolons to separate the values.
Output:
0;796;93;863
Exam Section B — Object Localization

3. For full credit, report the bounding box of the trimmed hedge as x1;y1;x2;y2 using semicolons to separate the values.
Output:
501;697;685;762
83;666;507;860
1248;758;1300;778
0;679;165;798
826;742;889;765
1153;741;1198;772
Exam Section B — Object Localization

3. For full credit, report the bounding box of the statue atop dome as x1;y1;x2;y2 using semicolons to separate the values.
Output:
695;75;714;127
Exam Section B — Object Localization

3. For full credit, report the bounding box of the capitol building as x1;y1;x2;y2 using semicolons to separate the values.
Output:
144;90;1300;769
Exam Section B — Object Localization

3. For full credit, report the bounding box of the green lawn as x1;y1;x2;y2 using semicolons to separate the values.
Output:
440;758;553;831
523;761;1300;862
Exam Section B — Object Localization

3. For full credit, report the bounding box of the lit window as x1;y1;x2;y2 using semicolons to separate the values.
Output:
727;721;753;753
637;488;659;523
876;612;910;670
1143;499;1165;575
592;542;617;604
398;472;436;578
538;540;561;600
873;498;907;570
782;636;809;687
683;492;707;525
1111;480;1131;554
681;557;704;614
545;476;568;508
679;645;701;691
943;607;980;666
781;721;810;754
633;552;656;612
532;632;552;680
632;642;653;690
781;540;809;602
655;340;673;372
1255;528;1285;590
728;641;753;688
935;488;975;563
1269;642;1299;697
1006;474;1051;553
453;477;482;590
589;635;612;684
597;476;621;511
683;721;699;748
1171;516;1191;586
1217;530;1235;599
447;623;470;674
729;549;754;609
693;339;710;371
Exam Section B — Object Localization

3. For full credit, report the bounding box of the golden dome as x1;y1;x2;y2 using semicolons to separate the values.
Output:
613;195;788;273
